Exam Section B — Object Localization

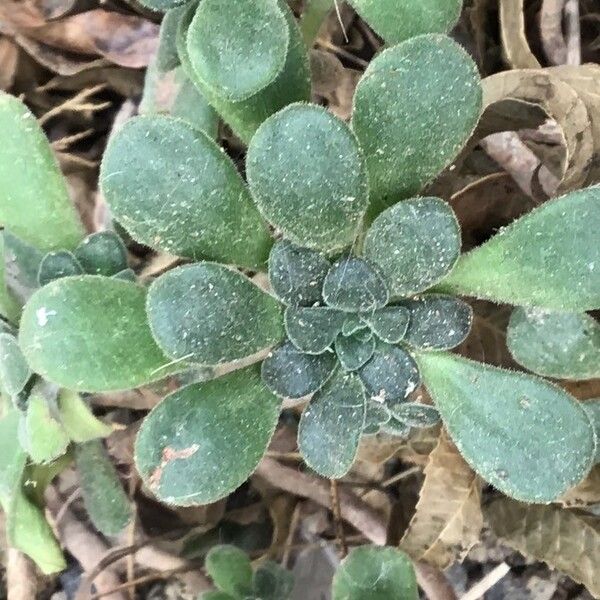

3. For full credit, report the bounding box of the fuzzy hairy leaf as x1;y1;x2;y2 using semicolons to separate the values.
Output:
363;198;461;297
0;93;84;251
486;499;600;597
439;186;600;310
0;333;31;396
137;0;185;11
3;231;43;305
58;389;112;443
74;232;128;277
135;366;280;505
188;0;288;101
19;276;174;392
179;1;310;144
0;234;21;323
285;306;345;354
362;307;409;344
147;263;283;365
253;561;294;600
156;5;185;72
402;294;473;350
322;258;388;312
268;240;330;307
248;104;368;252
417;352;596;502
101;115;271;268
76;440;132;536
392;403;440;428
261;341;336;399
342;314;369;337
348;0;462;44
332;546;418;600
400;432;482;568
37;251;83;286
335;333;375;371
352;35;481;213
205;545;253;597
363;401;391;434
507;308;600;380
298;369;366;478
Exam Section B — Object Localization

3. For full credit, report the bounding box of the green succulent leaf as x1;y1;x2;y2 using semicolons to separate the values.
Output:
205;545;253;597
113;268;136;282
342;314;369;337
438;186;600;310
381;417;412;437
37;251;84;286
268;240;330;307
76;440;132;536
188;0;288;101
136;0;186;11
0;93;84;251
74;231;128;277
0;410;27;507
170;73;219;136
352;35;482;213
507;308;600;380
57;389;112;443
335;333;376;371
0;233;21;324
299;369;366;478
332;546;418;600
247;104;369;252
19;276;174;392
363;400;391;434
416;352;596;502
261;341;336;399
0;333;31;396
363;197;461;297
402;294;473;350
390;403;440;428
101;115;271;268
135;366;280;505
3;231;43;305
362;306;410;344
179;1;310;144
582;400;600;463
358;342;421;405
253;560;294;600
348;0;462;44
156;5;187;72
147;263;283;365
285;306;346;354
322;258;388;312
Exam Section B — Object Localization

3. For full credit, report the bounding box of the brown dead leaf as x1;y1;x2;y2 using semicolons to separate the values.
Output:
499;0;542;69
541;0;569;65
486;499;600;597
400;432;483;569
560;379;600;400
356;434;403;465
0;37;19;90
560;465;600;507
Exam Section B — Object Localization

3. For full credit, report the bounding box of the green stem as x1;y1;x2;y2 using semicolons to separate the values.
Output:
300;0;335;47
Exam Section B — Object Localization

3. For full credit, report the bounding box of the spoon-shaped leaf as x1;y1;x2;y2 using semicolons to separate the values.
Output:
352;35;481;214
363;198;461;297
0;93;84;251
19;276;174;392
135;366;280;505
247;104;369;252
416;352;596;502
336;333;376;371
438;186;600;310
298;369;366;478
285;306;346;354
101;115;271;268
147;263;284;365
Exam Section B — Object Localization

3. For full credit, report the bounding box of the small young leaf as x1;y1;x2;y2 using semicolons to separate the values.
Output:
156;5;187;72
261;341;336;399
438;186;600;310
0;333;31;396
188;0;289;101
358;342;421;405
416;352;596;502
507;308;600;380
362;306;410;344
268;240;330;307
363;401;391;435
348;0;462;44
205;545;253;597
363;198;461;297
74;231;128;276
37;250;84;286
391;403;440;428
58;389;112;443
76;440;132;536
19;276;174;392
298;369;366;478
352;35;481;213
342;314;369;337
322;258;388;312
335;333;376;371
247;104;369;252
381;417;412;437
332;546;418;600
135;366;280;505
147;263;284;365
253;560;294;600
402;294;473;350
0;93;84;251
101;115;271;268
285;306;345;354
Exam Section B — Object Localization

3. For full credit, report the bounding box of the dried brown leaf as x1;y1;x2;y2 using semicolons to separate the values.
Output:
499;0;542;69
0;37;19;91
356;434;403;465
400;432;483;569
541;0;569;64
561;379;600;401
486;499;600;597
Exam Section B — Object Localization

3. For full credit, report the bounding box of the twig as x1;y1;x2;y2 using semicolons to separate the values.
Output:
38;84;110;126
460;563;511;600
281;502;302;568
315;38;369;68
52;129;94;152
414;562;459;600
330;479;347;557
382;466;422;488
564;0;581;65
